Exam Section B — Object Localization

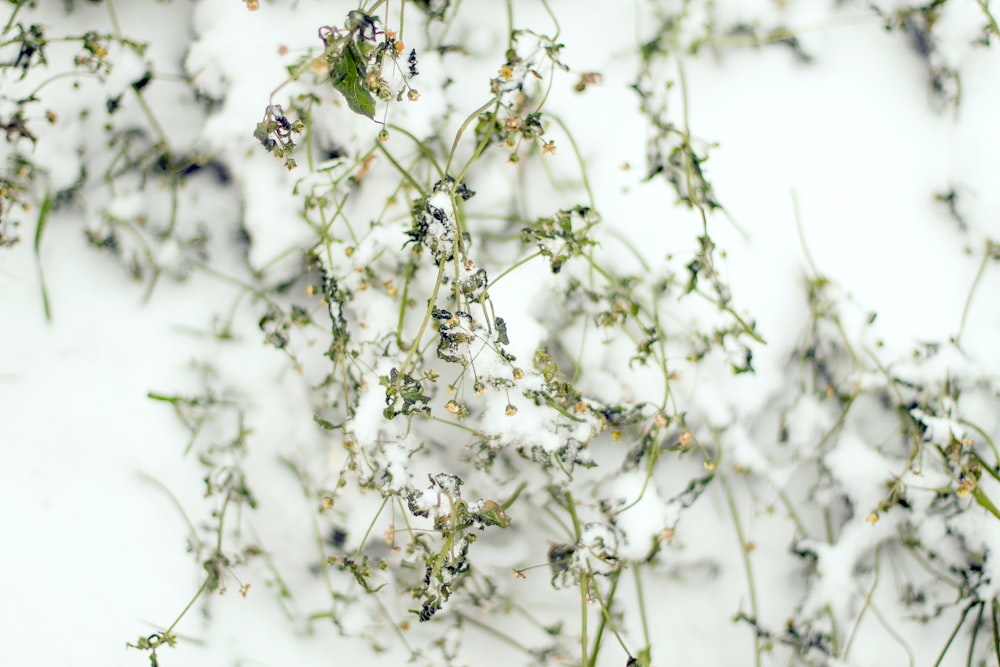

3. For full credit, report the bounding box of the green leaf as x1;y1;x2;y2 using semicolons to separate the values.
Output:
478;500;511;528
971;484;1000;522
34;193;53;321
330;41;376;119
313;415;340;430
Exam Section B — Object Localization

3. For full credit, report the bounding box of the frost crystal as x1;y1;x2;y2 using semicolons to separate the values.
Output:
407;177;473;264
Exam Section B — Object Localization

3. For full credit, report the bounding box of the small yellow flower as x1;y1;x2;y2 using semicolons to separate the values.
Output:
541;139;556;155
499;65;514;80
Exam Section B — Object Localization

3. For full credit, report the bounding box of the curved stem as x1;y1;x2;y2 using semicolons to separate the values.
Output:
956;241;995;348
445;97;498;177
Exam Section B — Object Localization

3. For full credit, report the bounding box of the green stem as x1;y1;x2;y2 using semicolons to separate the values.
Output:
106;0;169;146
962;420;1000;469
693;287;766;344
501;481;528;510
561;490;588;667
278;458;337;598
445;97;498;178
459;612;536;656
162;577;211;637
398;260;447;376
352;497;390;558
387;123;445;178
976;0;1000;36
33;193;52;321
968;602;985;667
485;250;542;289
377;141;427;196
866;597;915;667
634;565;652;657
548;113;595;209
587;569;630;667
138;472;203;551
2;1;24;34
396;261;416;348
776;489;810;538
992;598;1000;666
844;544;880;658
934;600;978;667
956;240;994;348
719;474;761;667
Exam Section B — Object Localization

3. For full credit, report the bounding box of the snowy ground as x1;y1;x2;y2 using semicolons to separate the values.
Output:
3;1;1000;666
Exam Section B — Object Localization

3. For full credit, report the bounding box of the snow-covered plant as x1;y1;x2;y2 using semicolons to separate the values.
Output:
6;1;1000;666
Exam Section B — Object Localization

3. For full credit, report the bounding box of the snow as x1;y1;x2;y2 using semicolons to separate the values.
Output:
5;1;1000;665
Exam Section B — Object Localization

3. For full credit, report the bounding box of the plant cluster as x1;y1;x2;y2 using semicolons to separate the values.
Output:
1;0;234;316
5;1;1000;666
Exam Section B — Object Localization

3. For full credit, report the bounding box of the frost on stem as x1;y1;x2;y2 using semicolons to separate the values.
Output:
433;308;476;365
455;257;488;301
312;256;350;353
406;176;474;265
405;474;512;621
